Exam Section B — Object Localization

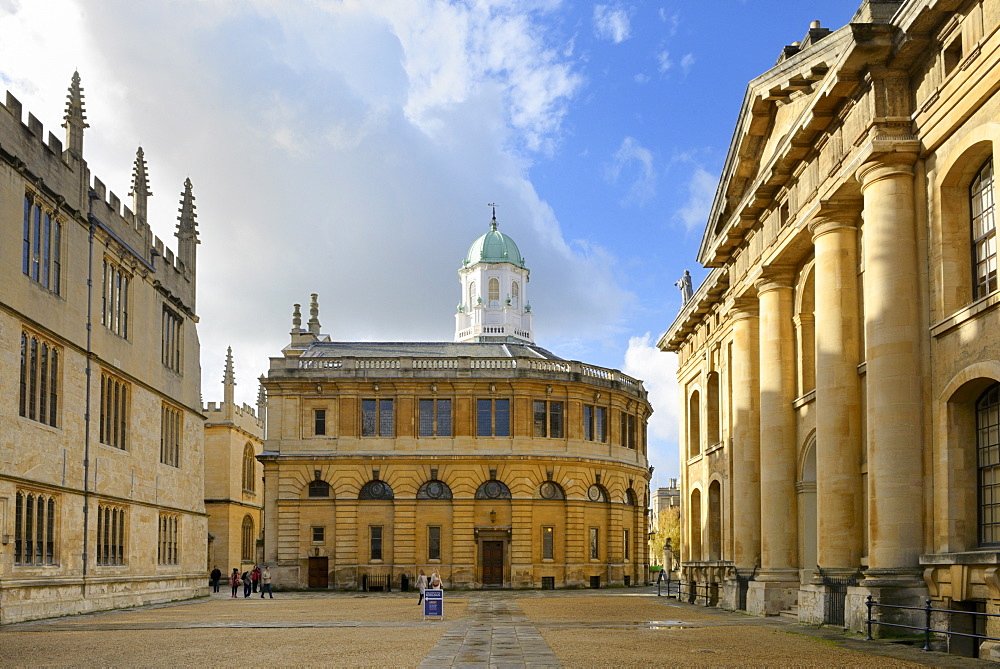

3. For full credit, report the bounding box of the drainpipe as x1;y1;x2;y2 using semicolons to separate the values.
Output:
82;189;99;583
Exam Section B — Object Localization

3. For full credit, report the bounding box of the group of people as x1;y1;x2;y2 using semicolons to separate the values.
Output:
415;569;442;604
209;565;273;599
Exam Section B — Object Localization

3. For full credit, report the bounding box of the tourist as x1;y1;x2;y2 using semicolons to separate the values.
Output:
242;570;252;598
210;565;222;593
230;568;240;598
251;565;261;593
416;569;428;604
429;571;442;590
260;566;274;599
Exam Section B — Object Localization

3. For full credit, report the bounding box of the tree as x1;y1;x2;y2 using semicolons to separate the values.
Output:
648;506;680;569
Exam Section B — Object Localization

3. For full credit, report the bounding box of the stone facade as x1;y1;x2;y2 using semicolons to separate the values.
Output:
659;0;1000;656
204;348;264;575
0;74;206;622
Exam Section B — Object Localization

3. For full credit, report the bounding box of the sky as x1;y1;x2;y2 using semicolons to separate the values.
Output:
0;0;864;484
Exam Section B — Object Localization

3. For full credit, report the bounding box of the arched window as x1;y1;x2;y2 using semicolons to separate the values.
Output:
488;278;500;306
242;444;256;494
511;281;519;308
308;479;330;497
241;516;254;562
706;373;721;447
416;480;453;499
708;480;722;561
538;481;565;500
475;479;511;499
585;483;609;503
978;382;1000;545
469;281;477;307
689;489;702;561
972;158;996;298
687;390;701;458
625;489;637;506
359;480;394;500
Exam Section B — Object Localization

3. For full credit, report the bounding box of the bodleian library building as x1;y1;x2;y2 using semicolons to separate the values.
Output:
260;215;652;590
658;0;1000;658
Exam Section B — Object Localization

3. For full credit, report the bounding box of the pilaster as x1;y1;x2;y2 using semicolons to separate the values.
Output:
728;299;760;573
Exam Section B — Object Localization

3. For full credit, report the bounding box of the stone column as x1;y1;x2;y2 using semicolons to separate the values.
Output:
729;300;761;573
856;156;925;584
748;272;799;615
810;214;864;571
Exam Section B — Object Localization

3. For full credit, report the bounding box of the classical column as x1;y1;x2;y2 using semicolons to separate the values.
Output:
810;214;864;574
729;300;761;573
748;272;798;615
856;155;924;582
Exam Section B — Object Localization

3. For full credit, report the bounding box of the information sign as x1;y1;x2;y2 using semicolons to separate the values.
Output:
423;588;444;620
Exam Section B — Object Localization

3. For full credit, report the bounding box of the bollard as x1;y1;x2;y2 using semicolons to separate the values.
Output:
923;598;932;652
865;595;873;641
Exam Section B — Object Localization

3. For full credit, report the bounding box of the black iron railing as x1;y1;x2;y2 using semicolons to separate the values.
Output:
865;596;1000;653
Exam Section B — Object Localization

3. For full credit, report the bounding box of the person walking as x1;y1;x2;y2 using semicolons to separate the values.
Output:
242;570;252;598
230;568;240;598
210;566;222;593
415;569;428;605
429;571;442;590
260;566;273;598
251;565;260;593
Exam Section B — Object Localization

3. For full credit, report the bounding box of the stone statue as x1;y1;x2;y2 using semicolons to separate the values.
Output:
674;270;693;304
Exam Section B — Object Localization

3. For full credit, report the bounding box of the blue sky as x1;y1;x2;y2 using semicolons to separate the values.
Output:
0;0;864;484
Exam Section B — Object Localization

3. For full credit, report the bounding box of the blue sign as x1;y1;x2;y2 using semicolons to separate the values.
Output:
423;588;444;619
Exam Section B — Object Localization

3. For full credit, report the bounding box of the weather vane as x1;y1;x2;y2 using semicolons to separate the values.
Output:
487;202;498;225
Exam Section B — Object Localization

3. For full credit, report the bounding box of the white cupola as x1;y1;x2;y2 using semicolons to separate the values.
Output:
455;209;533;344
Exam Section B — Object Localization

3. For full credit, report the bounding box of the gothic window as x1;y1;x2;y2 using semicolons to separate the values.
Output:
14;490;57;565
417;480;453;499
978;383;1000;545
158;513;179;565
19;331;59;427
99;372;129;450
96;503;127;566
972;158;997;298
359;480;394;500
584;405;607;442
488;278;500;306
511;281;519;308
533;400;564;438
477;398;510;437
162;307;183;373
475;479;511;499
538;481;565;500
160;403;181;467
102;258;130;339
242;444;256;494
241;516;254;562
22;194;61;295
418;399;451;437
361;399;394;437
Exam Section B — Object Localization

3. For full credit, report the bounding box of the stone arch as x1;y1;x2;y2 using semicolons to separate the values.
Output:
933;123;1000;314
625;488;637;506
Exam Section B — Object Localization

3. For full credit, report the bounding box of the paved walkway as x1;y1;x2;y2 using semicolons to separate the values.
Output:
419;596;559;667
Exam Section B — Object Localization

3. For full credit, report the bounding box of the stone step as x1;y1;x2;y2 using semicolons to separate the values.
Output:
778;607;799;620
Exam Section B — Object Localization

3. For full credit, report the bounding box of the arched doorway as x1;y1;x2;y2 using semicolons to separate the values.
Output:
798;438;817;584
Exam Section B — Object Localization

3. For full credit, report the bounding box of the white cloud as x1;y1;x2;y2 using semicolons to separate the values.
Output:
657;49;672;72
680;53;696;75
606;137;656;205
623;334;679;479
678;167;718;232
593;4;631;44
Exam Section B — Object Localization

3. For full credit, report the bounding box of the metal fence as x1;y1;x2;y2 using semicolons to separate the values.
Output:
821;575;857;626
865;596;1000;655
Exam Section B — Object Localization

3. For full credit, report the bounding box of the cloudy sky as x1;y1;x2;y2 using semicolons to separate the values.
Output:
1;0;862;484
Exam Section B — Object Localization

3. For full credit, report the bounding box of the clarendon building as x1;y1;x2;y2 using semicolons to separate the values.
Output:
260;214;652;590
0;74;207;623
658;0;1000;656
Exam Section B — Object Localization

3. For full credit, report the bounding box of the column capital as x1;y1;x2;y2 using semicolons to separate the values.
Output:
856;153;917;191
727;297;759;321
808;200;860;241
754;267;795;296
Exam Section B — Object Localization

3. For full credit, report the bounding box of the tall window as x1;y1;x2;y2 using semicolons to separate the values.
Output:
511;281;519;308
533;400;564;438
158;513;179;565
623;529;630;560
972;158;997;298
584;405;607;442
161;307;183;372
22;194;61;295
99;372;129;450
96;503;126;566
242;444;256;494
542;526;554;560
19;332;59;427
469;281;476;307
370;525;383;561
589;527;599;560
312;526;325;543
14;491;56;565
241;516;254;561
419;399;452;437
428;526;441;560
978;383;1000;545
361;399;394;437
621;411;636;449
488;278;500;306
160;403;181;467
477;398;510;437
314;409;327;436
102;258;130;338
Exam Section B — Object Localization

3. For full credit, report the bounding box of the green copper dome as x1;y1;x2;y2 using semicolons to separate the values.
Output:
463;216;524;268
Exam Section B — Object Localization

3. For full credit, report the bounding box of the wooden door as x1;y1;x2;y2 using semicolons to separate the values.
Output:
482;541;504;585
308;556;329;588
